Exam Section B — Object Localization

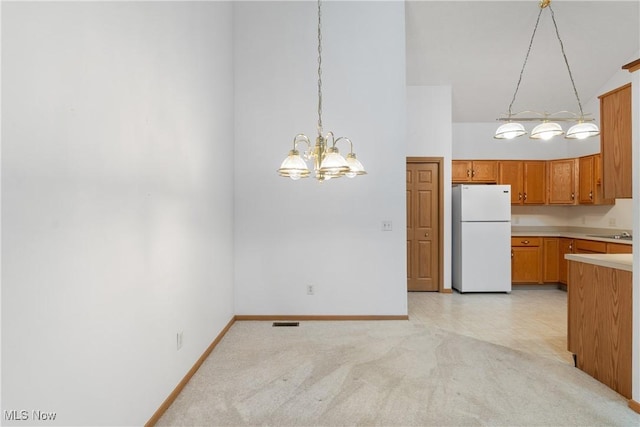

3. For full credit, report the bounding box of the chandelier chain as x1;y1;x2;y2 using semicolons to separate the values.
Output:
507;7;543;117
317;0;323;136
549;5;584;118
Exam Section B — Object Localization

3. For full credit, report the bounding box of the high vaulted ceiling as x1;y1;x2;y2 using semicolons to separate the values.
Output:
406;1;640;123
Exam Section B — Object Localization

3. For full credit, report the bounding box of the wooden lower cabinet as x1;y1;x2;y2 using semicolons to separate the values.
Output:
511;237;543;283
607;242;632;254
542;238;560;282
574;239;607;254
558;238;574;285
567;260;632;398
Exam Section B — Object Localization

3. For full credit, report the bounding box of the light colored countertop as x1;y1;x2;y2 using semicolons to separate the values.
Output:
565;253;633;272
511;227;633;245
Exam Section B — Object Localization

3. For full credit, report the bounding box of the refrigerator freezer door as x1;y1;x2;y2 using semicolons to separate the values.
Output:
456;221;511;293
460;185;511;222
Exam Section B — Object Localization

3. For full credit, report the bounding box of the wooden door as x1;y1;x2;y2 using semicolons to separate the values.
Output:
498;161;524;204
543;238;560;282
547;159;577;204
523;161;546;204
558;238;573;284
578;156;595;204
511;246;542;283
407;162;439;291
600;83;632;199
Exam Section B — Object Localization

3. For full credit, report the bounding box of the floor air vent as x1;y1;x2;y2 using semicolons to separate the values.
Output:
272;321;300;327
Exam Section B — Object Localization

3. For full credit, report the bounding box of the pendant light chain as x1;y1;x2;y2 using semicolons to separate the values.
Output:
316;0;323;137
549;5;584;118
507;7;543;117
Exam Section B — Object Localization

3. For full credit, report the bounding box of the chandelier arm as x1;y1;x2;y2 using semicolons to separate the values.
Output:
316;0;323;137
548;5;585;119
507;6;544;117
334;136;354;153
324;131;335;147
293;134;311;150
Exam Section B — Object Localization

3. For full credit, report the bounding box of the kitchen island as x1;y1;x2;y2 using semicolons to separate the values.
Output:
565;253;632;398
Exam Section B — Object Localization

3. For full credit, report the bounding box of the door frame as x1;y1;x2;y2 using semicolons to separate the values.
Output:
407;157;445;292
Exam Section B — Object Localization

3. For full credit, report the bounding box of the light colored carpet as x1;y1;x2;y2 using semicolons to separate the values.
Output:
157;320;640;426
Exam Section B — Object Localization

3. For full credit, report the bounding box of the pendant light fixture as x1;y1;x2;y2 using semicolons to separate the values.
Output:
277;0;366;182
495;0;599;141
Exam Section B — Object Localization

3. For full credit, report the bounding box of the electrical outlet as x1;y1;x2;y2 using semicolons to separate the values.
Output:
307;285;315;295
177;331;183;350
381;220;393;231
609;217;616;227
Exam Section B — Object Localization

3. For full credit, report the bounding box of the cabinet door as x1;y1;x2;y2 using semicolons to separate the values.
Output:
471;161;498;182
578;155;595;204
574;239;607;254
499;161;524;204
600;83;632;199
558;238;574;285
512;246;542;283
593;154;615;205
548;159;577;204
523;161;546;204
452;161;472;182
543;238;560;282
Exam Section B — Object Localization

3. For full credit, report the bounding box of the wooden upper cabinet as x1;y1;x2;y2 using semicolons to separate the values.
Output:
452;160;497;183
498;161;524;204
547;159;577;205
522;161;546;204
600;83;632;199
452;160;472;182
498;160;545;204
578;154;614;205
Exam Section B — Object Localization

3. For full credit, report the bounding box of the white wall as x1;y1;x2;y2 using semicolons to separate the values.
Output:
233;1;407;315
1;2;235;425
406;85;452;289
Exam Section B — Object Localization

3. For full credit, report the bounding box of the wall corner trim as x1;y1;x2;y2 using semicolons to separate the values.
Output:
629;399;640;414
145;316;236;427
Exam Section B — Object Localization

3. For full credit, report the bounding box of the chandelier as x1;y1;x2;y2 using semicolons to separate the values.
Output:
277;0;366;182
495;0;599;141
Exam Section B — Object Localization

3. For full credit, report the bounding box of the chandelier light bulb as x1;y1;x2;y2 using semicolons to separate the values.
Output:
530;121;564;140
565;122;600;140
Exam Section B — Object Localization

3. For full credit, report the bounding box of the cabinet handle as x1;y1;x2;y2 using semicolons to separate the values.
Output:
511;250;514;258
425;233;429;237
522;240;530;244
589;191;593;200
518;192;522;200
467;169;471;177
523;193;527;201
471;169;476;177
571;193;575;200
569;243;573;251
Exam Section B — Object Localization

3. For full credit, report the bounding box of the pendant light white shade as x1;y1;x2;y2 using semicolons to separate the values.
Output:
319;147;350;177
494;122;527;139
277;150;310;180
565;122;600;140
345;153;367;178
530;122;564;140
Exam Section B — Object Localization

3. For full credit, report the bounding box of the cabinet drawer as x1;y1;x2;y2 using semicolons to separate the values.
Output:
511;237;542;247
574;239;607;254
607;243;632;254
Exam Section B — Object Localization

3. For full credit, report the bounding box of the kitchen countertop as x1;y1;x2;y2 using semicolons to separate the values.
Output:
511;227;633;245
565;253;633;272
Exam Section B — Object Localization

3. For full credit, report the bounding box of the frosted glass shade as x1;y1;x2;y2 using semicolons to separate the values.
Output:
277;150;310;180
530;122;564;140
345;153;367;178
319;147;350;177
565;122;600;140
494;122;527;139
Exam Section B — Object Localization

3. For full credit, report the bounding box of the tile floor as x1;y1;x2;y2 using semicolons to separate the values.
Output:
408;286;573;364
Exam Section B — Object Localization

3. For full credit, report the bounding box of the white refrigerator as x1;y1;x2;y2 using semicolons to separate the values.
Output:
452;184;512;293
